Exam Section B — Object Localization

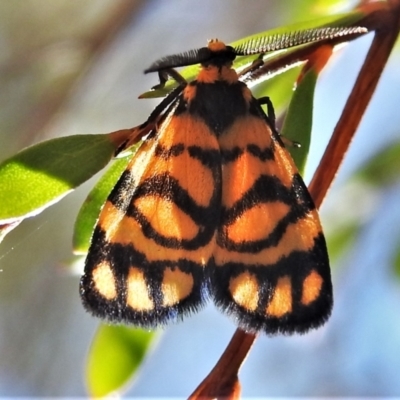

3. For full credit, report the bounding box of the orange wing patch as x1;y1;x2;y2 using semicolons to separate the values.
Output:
301;270;324;306
161;267;194;307
127;267;154;311
229;271;259;312
266;276;292;318
92;261;117;301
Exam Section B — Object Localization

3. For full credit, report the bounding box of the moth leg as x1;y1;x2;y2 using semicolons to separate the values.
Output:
116;85;185;155
257;96;301;148
238;53;265;77
281;136;301;148
151;68;187;90
257;96;276;129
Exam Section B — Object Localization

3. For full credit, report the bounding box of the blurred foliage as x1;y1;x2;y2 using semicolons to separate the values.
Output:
355;141;400;187
325;137;400;265
0;2;112;154
86;324;155;397
393;241;400;278
326;215;361;264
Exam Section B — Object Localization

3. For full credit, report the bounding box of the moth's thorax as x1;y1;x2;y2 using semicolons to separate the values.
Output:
197;65;238;84
181;79;252;136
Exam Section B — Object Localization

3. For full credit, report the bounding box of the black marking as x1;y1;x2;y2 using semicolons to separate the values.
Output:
155;143;185;159
291;173;316;211
107;169;136;211
188;146;220;169
247;144;274;161
221;147;243;163
210;234;332;334
221;144;275;164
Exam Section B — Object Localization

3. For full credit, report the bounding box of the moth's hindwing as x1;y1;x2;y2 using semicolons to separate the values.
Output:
80;100;222;327
211;97;332;334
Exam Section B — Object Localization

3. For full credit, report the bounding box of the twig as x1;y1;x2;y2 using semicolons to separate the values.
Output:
309;1;400;206
188;329;256;399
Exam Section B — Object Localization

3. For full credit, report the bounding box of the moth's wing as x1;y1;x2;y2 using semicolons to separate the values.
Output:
212;110;332;334
80;110;221;327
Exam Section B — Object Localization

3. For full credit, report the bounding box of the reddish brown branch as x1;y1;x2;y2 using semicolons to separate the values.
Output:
188;329;256;399
309;1;400;206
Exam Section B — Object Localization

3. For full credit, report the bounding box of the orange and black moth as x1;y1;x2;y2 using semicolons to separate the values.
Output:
80;27;366;334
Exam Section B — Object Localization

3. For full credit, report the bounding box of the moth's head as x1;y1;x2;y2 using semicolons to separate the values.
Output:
144;39;236;74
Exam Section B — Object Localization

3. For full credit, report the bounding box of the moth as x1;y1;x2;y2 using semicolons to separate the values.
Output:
80;27;366;334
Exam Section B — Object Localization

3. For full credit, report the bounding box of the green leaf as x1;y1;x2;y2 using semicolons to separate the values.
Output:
326;221;360;264
281;67;318;174
86;324;155;397
0;134;116;224
392;243;400;279
73;155;131;255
